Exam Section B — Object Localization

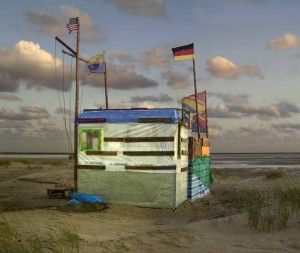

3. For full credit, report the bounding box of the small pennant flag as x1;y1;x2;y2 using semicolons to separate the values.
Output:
66;18;78;34
182;91;206;113
172;43;194;61
88;54;106;73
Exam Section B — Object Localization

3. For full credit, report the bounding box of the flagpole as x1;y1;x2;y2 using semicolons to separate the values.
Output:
73;17;80;192
192;58;200;140
204;90;209;138
103;51;108;109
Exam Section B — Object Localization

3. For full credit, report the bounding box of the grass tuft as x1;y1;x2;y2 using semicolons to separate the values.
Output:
0;210;84;252
260;169;285;180
0;160;11;167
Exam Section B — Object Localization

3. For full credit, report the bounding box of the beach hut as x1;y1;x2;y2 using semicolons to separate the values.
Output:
76;108;212;208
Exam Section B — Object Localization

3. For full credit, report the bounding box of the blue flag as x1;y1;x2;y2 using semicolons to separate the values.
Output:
88;54;106;73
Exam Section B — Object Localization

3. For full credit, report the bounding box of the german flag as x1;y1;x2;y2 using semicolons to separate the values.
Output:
172;43;194;61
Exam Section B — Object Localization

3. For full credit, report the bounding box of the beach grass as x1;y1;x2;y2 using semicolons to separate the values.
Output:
219;182;300;231
211;169;236;180
259;169;285;180
0;210;84;253
0;160;11;167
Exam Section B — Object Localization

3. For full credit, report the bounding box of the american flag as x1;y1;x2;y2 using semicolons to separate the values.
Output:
66;18;78;33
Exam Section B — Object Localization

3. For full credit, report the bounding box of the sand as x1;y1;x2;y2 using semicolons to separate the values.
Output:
0;158;300;252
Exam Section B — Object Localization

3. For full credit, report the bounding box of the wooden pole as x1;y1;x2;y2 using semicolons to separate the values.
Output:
73;17;80;192
62;49;88;63
192;59;200;140
104;51;108;109
204;90;209;138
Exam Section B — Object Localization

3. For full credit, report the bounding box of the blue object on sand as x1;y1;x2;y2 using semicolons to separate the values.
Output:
70;192;107;204
67;199;82;204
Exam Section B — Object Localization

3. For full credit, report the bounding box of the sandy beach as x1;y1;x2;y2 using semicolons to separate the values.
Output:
1;158;300;252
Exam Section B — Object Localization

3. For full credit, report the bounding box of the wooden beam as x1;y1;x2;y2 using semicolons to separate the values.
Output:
77;165;105;170
181;167;188;172
181;150;189;155
62;49;89;63
123;151;174;156
104;137;174;142
125;165;176;170
137;118;173;123
86;151;117;156
125;137;174;142
104;137;126;142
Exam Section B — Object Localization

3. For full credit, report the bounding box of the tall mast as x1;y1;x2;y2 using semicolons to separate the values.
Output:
192;58;200;140
204;90;209;138
73;17;80;192
103;51;109;109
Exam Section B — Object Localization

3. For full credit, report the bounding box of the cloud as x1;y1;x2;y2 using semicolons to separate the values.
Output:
276;101;300;116
95;101;155;109
229;0;264;3
0;105;50;120
239;122;269;133
139;47;171;70
267;33;300;50
86;63;159;89
0;41;157;92
228;101;299;119
55;107;73;114
272;123;300;131
0;118;64;141
131;93;173;103
206;56;262;79
0;94;23;101
206;57;239;79
209;92;250;104
0;40;63;92
105;0;166;17
25;11;63;36
239;64;264;79
25;6;106;43
60;5;106;43
109;50;136;63
209;101;299;120
208;104;241;118
161;71;191;89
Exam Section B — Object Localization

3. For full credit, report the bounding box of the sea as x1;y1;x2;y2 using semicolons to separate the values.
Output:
211;153;300;171
1;153;300;171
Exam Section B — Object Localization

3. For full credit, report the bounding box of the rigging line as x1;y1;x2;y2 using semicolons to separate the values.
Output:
62;54;72;153
79;62;89;113
69;57;73;153
55;40;71;153
55;40;63;116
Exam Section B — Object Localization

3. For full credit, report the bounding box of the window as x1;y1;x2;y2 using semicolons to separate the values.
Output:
80;129;103;151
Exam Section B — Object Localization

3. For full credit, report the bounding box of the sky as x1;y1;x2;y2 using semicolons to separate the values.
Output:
0;0;300;153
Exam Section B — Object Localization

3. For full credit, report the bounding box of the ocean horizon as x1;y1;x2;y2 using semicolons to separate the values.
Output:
1;152;299;171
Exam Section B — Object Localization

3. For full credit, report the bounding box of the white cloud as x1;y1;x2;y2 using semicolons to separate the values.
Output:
0;40;63;91
267;33;300;50
206;56;239;79
206;56;263;80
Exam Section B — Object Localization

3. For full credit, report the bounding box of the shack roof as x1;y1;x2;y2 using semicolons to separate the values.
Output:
78;108;180;124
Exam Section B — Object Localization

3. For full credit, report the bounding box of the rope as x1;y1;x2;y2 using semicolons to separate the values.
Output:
79;62;89;112
62;54;73;153
69;57;73;153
